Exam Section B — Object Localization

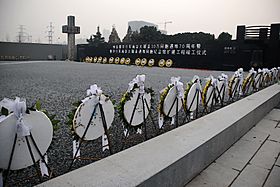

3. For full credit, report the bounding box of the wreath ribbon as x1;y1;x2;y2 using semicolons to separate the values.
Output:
235;68;244;95
82;84;105;104
170;77;184;99
127;74;146;94
0;97;31;137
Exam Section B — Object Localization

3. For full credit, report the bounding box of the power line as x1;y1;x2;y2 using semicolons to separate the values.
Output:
46;22;54;44
17;25;27;43
27;35;32;43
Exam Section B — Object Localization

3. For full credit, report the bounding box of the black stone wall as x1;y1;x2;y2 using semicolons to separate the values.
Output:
0;42;67;61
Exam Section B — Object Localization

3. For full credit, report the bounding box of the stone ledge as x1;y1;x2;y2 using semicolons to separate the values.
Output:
38;84;280;187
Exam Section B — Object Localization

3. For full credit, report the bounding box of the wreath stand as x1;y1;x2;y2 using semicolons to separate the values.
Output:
3;132;53;186
244;74;255;96
68;101;113;171
121;92;156;150
165;95;181;128
216;83;226;107
202;85;217;114
254;73;263;91
229;78;241;102
184;88;201;122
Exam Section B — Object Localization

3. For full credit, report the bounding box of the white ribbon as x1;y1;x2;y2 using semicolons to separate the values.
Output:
171;116;175;125
127;74;146;94
0;97;31;137
206;75;217;87
233;68;243;95
123;128;129;137
190;112;194;120
39;154;49;176
102;134;109;152
158;113;164;129
249;67;256;75
192;75;200;83
83;84;105;105
87;84;103;96
170;77;184;99
16;117;30;137
221;73;228;81
136;128;142;134
0;97;26;117
262;68;269;75
271;67;277;79
72;139;80;160
192;75;202;91
218;73;228;87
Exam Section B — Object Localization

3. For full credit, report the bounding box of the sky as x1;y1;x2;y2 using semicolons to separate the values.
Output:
0;0;279;43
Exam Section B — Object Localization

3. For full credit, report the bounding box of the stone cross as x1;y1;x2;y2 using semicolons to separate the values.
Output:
62;16;80;61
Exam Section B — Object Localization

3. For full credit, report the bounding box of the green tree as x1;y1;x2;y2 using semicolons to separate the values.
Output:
166;32;215;43
138;26;163;42
87;26;105;46
217;32;232;41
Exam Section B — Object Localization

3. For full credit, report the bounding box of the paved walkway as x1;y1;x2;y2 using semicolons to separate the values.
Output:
186;108;280;187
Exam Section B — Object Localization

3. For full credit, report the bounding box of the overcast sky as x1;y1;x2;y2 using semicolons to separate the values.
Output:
0;0;279;43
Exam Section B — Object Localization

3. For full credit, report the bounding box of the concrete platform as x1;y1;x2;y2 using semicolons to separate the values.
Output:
186;108;280;187
38;84;280;187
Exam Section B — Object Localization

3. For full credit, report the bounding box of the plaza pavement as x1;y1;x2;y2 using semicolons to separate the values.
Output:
186;105;280;187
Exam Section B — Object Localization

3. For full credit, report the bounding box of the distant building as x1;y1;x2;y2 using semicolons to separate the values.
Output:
128;21;158;32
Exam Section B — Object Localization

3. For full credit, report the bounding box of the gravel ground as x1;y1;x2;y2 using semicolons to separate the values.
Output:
0;61;235;186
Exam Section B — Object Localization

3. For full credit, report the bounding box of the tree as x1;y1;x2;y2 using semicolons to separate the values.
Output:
87;26;105;46
138;26;163;42
108;26;121;43
217;32;232;41
123;26;215;43
166;32;215;43
122;26;133;43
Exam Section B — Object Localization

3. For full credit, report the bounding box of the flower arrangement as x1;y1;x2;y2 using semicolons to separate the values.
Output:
141;58;147;66
242;72;255;94
125;58;131;65
166;59;173;67
183;76;201;110
135;58;141;66
117;84;154;130
102;57;107;64
183;82;193;110
228;76;236;98
158;59;165;67
97;56;102;63
93;56;98;63
157;84;173;116
120;58;125;64
109;57;114;63
202;79;212;106
148;59;154;67
0;98;60;131
115;57;120;64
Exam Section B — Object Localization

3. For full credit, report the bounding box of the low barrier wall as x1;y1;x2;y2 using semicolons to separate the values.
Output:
39;84;280;187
